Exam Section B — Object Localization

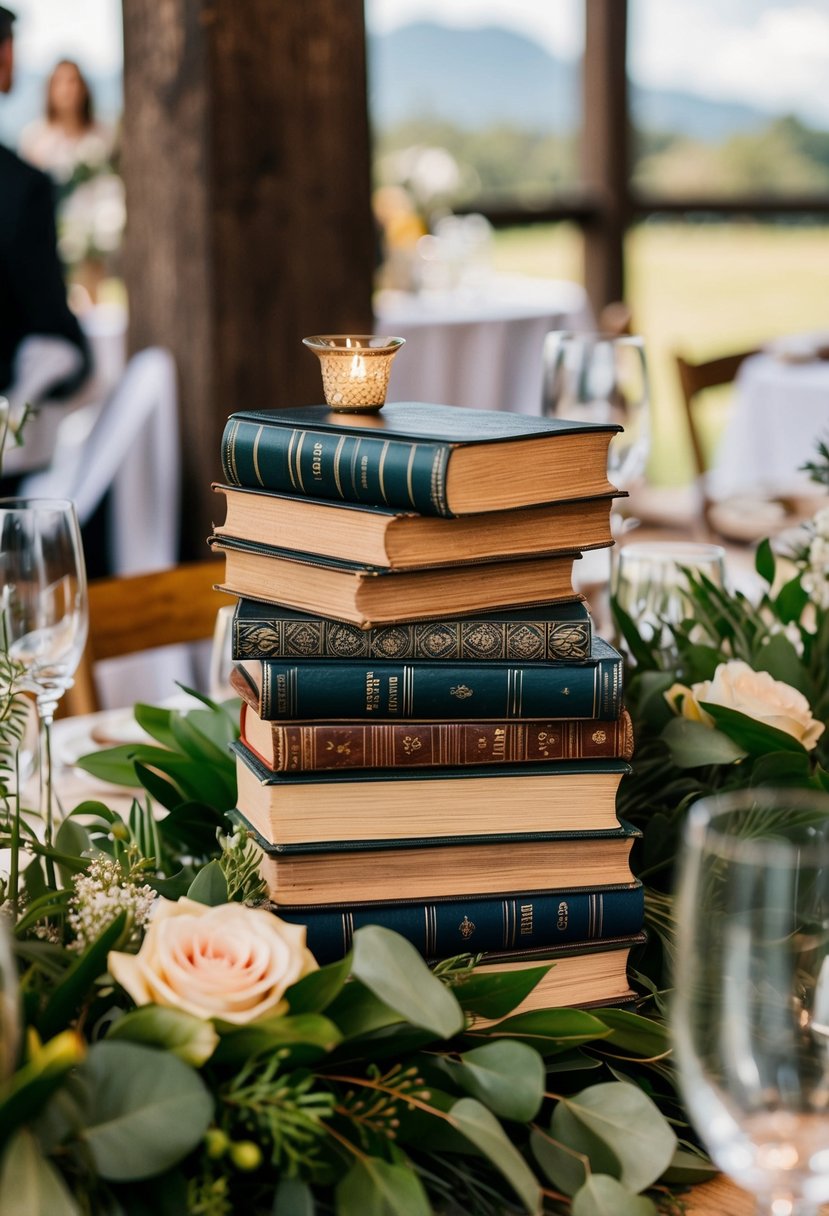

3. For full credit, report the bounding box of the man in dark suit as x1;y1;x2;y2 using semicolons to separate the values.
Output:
0;4;90;416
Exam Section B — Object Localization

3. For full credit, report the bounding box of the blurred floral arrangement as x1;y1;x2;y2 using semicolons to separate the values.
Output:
2;445;827;1213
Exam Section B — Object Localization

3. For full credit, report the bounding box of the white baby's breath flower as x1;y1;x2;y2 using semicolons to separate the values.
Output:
68;856;156;952
812;506;829;540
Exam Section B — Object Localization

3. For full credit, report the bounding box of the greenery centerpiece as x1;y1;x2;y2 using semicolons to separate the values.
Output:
2;449;829;1214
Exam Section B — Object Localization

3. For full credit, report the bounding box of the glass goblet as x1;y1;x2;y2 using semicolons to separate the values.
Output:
0;498;88;857
611;540;726;660
541;331;651;496
673;788;829;1216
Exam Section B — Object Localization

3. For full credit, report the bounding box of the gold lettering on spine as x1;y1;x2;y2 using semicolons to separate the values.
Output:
406;444;418;508
252;425;265;486
520;903;533;935
333;436;346;498
430;445;450;515
378;441;390;504
350;439;361;497
286;430;299;490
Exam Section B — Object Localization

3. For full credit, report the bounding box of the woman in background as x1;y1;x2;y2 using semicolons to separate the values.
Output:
20;59;111;187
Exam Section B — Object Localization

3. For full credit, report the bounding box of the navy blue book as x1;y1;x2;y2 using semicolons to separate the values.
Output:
230;636;623;722
274;882;644;964
220;402;619;517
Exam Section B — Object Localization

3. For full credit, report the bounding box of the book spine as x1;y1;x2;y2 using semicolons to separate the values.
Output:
221;418;452;517
252;657;623;721
234;611;592;663
246;713;634;772
277;885;645;964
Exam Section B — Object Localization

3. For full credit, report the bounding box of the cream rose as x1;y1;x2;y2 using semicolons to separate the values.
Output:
109;897;317;1024
665;660;824;751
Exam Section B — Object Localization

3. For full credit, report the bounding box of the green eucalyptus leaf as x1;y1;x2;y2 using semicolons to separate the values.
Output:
186;860;228;906
700;702;807;755
169;712;233;768
443;1040;544;1121
558;1082;677;1193
450;1097;540;1214
273;1176;315;1216
54;817;92;859
662;1147;718;1184
132;762;187;812
572;1174;657;1216
185;706;240;750
286;954;351;1014
454;965;552;1020
469;1007;611;1055
325;980;404;1039
550;1102;621;1180
38;912;129;1040
0;1127;80;1216
755;537;775;585
351;926;463;1039
749;750;814;788
212;1013;341;1067
78;1041;213;1181
335;1156;430;1216
661;717;746;767
591;1009;670;1057
530;1125;588;1197
106;1006;219;1067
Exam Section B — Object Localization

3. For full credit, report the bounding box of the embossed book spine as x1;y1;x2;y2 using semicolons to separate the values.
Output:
233;601;592;663
222;416;452;516
231;640;623;722
241;705;634;772
274;883;645;964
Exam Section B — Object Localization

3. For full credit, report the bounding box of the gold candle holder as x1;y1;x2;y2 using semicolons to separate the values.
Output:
302;335;405;413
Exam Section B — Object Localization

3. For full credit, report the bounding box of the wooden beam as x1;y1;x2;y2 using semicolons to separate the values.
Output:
582;0;630;314
121;0;375;558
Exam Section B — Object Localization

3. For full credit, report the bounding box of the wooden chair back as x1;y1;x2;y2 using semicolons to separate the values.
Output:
65;560;234;716
674;349;759;531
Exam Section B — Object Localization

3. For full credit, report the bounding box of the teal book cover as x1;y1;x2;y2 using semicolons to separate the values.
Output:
221;402;619;517
274;882;645;963
233;636;623;721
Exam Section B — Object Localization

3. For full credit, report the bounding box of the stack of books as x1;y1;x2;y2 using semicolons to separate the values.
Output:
212;402;645;1014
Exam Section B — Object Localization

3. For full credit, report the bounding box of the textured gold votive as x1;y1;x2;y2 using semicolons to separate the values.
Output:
302;335;405;412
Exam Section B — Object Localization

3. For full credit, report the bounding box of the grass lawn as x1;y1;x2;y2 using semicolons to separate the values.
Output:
491;221;829;485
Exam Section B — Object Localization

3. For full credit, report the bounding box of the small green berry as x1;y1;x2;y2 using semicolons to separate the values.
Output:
204;1127;230;1159
111;822;130;841
229;1140;263;1172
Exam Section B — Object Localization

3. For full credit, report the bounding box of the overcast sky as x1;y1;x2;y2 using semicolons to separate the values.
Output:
8;0;829;125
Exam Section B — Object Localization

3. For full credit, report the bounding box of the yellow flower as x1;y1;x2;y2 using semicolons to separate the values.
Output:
664;682;713;726
109;898;317;1024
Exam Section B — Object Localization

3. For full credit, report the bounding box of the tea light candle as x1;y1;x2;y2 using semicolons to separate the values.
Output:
303;335;405;413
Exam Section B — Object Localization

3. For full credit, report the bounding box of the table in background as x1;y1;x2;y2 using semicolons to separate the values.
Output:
375;275;593;414
708;352;829;502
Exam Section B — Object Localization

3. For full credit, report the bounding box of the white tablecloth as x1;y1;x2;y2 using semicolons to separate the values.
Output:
374;275;593;415
709;352;829;500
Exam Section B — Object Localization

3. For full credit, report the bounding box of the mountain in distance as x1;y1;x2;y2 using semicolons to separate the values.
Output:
368;21;789;141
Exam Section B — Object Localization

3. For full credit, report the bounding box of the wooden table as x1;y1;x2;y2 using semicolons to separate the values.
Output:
688;1175;829;1214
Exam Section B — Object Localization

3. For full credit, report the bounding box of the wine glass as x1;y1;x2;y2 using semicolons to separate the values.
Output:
611;540;726;660
673;788;829;1216
0;499;88;856
541;331;651;495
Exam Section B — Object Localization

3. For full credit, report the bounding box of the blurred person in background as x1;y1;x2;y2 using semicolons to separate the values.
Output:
0;5;91;490
20;58;111;190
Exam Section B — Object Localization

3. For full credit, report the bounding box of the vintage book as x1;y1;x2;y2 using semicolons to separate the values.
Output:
232;599;593;663
210;535;584;629
230;638;623;722
241;702;634;773
272;881;644;964
469;934;646;1020
235;815;641;906
220;402;619;517
213;483;619;570
233;740;630;847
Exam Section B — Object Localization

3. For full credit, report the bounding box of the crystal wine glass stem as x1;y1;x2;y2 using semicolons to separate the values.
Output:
36;696;59;888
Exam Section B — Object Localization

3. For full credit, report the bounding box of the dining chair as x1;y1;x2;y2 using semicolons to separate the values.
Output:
674;348;776;542
64;560;235;716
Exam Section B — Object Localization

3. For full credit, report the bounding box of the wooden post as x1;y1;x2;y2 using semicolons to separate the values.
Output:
582;0;630;315
121;0;375;558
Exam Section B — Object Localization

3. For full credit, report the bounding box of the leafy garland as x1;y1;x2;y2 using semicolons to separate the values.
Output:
3;439;827;1214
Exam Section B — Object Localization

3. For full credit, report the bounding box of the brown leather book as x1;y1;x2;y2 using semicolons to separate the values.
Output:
239;701;634;773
